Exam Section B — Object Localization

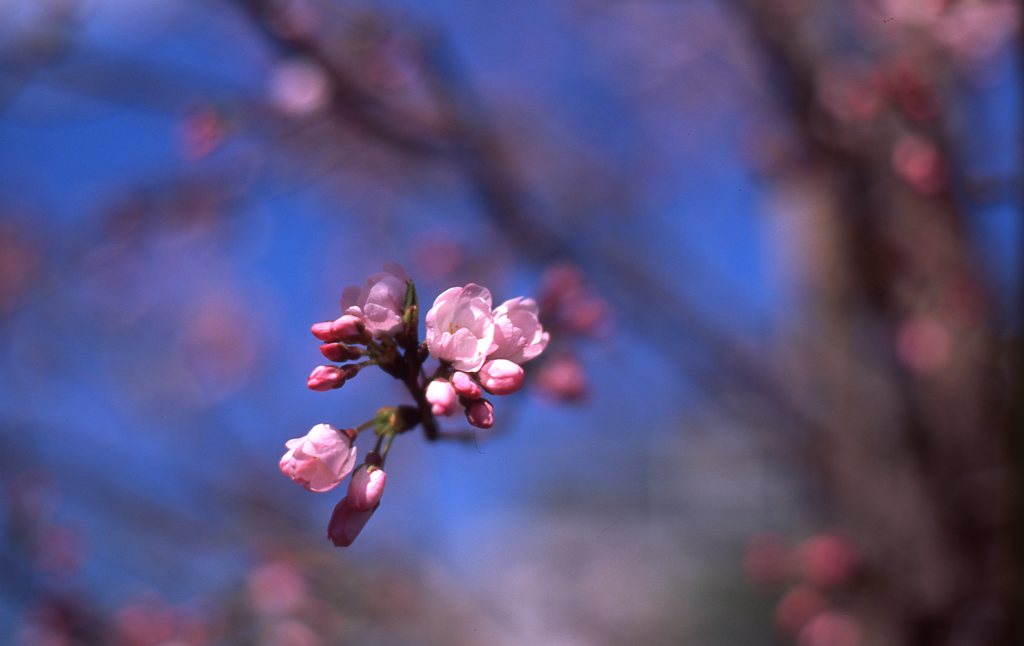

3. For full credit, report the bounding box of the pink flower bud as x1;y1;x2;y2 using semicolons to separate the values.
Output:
310;321;334;340
347;465;386;511
310;315;366;343
450;371;481;399
425;379;458;417
319;342;363;362
478;359;525;396
279;424;358;492
307;365;346;391
465;398;494;429
327;497;376;547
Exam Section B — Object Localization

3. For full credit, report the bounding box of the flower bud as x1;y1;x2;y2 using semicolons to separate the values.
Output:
307;365;346;391
347;465;386;511
279;424;358;492
478;359;525;396
310;315;366;343
450;371;481;399
327;497;376;547
465;398;494;429
425;379;458;417
319;342;363;362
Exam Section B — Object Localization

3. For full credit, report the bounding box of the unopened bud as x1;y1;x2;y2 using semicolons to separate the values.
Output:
347;465;386;511
478;359;525;396
451;371;481;399
307;365;346;391
310;315;366;343
425;379;458;416
465;398;494;429
327;497;376;547
319;342;363;362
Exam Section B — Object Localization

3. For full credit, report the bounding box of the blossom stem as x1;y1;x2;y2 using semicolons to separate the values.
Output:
403;374;439;441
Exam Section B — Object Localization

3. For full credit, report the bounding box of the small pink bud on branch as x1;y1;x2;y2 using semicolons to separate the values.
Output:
347;465;386;511
327;497;376;547
478;359;525;396
465;398;495;429
279;424;358;492
310;314;367;343
307;365;347;391
425;379;458;416
451;371;481;399
319;342;363;362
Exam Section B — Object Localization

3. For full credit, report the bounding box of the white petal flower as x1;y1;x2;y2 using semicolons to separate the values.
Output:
425;283;495;372
488;297;549;364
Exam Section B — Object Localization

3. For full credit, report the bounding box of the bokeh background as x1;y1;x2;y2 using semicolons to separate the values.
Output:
1;1;1021;644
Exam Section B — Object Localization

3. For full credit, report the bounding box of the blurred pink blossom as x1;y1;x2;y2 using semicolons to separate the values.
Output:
799;610;862;646
775;585;828;637
246;560;309;617
340;262;410;338
896;315;951;374
743;532;793;588
892;134;947;194
265;619;322;646
279;424;357;492
796;532;860;589
426;378;458;416
535;353;588;402
269;59;330;117
179;106;225;161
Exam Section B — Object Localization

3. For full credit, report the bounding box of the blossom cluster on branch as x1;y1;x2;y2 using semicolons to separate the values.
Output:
279;263;549;547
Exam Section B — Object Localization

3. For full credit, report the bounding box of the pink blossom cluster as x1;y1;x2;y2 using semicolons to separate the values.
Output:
422;284;549;428
743;531;862;646
278;263;549;546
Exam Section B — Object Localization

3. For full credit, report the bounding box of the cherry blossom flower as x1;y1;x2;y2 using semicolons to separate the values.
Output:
425;283;495;372
478;359;525;395
279;424;357;492
340;262;410;338
425;379;458;416
488;297;549;364
347;465;386;511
